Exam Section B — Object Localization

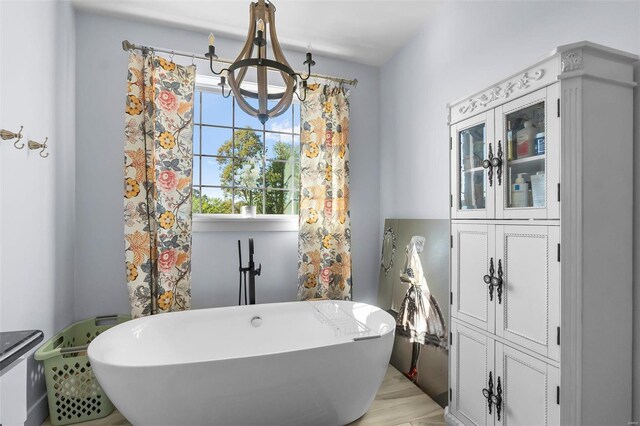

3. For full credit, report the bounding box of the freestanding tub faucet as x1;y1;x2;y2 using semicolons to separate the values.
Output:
238;238;261;305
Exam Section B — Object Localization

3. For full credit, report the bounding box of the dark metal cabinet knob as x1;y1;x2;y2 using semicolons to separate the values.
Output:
482;372;494;414
493;140;503;186
484;258;495;301
492;377;502;420
495;259;504;304
485;143;494;186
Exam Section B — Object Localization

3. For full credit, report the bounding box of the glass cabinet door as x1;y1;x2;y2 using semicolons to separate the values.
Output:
496;85;559;219
460;123;486;210
505;101;546;209
451;111;495;219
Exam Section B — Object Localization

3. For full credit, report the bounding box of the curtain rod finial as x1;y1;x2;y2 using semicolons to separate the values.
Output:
122;40;134;51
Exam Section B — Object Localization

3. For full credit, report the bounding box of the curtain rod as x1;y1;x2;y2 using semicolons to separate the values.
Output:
121;40;358;87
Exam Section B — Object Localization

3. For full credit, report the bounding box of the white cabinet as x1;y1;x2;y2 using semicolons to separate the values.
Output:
451;223;494;331
495;225;560;361
451;223;559;361
447;42;637;426
450;111;496;219
495;343;560;426
451;86;560;220
450;322;560;426
450;322;493;426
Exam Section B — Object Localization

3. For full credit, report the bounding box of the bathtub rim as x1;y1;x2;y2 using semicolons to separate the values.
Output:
88;300;395;368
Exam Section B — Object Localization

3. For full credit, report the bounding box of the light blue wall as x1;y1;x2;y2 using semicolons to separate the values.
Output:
0;1;76;424
74;12;381;320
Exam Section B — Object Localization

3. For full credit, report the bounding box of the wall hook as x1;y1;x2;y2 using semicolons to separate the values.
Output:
1;126;25;149
28;137;49;158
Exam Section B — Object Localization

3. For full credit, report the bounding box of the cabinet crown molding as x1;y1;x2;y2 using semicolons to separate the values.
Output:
561;50;583;73
458;70;545;116
447;41;638;125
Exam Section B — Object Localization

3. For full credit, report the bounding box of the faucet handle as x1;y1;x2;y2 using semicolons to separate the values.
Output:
256;263;262;276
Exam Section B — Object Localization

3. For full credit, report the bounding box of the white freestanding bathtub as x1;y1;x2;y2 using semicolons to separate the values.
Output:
88;300;395;426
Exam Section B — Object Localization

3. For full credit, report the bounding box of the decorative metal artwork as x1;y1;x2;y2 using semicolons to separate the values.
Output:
380;227;396;275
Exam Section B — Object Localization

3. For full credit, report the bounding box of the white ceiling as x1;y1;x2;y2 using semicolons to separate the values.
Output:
71;0;441;66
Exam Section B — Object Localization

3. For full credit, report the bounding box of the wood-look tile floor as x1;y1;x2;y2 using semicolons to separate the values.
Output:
348;365;445;425
43;365;444;426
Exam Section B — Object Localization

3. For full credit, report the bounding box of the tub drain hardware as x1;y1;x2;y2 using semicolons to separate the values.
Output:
250;316;263;327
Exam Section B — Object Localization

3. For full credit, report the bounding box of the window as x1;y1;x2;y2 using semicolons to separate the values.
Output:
192;76;300;216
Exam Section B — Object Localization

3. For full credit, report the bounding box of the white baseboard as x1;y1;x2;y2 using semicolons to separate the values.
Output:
444;406;464;426
25;393;48;426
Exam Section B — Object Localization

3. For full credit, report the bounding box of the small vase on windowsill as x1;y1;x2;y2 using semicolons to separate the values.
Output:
241;205;256;218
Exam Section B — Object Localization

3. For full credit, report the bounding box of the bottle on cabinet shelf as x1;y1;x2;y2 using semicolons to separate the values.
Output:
535;132;545;155
516;120;536;158
511;173;529;207
507;122;516;161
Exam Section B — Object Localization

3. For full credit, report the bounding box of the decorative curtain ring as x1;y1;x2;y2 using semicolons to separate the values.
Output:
170;51;175;62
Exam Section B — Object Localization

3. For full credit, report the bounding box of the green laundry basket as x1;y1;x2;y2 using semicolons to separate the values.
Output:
35;315;130;425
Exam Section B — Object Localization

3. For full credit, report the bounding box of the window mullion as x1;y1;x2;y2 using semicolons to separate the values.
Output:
198;91;203;213
197;128;202;213
262;125;266;214
231;96;236;214
193;83;300;216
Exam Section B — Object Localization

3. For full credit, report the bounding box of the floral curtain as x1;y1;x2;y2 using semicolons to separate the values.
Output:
124;52;195;318
297;84;352;300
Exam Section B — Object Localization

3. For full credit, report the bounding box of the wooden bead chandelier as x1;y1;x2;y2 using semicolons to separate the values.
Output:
205;0;315;124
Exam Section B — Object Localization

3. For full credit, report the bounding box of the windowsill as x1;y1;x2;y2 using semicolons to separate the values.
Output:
193;214;299;232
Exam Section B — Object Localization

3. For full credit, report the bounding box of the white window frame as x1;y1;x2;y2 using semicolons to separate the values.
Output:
192;75;300;232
